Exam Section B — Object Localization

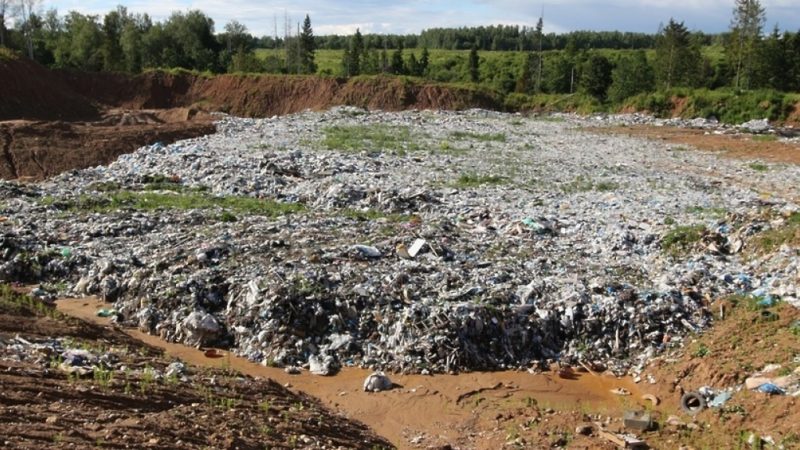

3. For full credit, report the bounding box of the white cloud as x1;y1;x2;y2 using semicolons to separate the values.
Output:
40;0;800;36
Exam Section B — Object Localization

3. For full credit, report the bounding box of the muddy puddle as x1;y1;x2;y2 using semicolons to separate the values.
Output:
56;296;647;448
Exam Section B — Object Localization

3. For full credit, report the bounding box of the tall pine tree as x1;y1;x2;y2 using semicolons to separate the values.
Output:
468;44;480;82
653;19;701;89
299;14;316;74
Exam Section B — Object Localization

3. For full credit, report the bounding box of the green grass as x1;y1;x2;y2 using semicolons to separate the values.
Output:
752;135;778;142
43;191;304;217
453;172;508;188
661;224;706;256
561;175;620;194
322;124;420;154
750;212;800;253
450;131;507;142
625;88;800;124
749;162;769;172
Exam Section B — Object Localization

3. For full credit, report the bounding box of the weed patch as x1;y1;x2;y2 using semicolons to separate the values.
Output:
322;125;420;154
43;192;304;217
561;175;619;194
661;225;706;256
453;173;508;188
750;212;800;254
752;135;778;142
450;131;507;142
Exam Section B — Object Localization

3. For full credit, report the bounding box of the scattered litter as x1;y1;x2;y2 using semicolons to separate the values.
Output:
363;371;393;392
611;388;631;396
96;308;117;318
680;392;706;415
640;394;660;406
623;410;653;432
756;383;785;395
708;391;733;408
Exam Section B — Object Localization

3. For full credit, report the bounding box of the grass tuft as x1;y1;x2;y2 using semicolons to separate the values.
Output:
661;224;706;256
453;172;508;188
322;125;420;154
43;192;304;218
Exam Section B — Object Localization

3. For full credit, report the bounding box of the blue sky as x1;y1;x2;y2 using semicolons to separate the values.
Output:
44;0;800;36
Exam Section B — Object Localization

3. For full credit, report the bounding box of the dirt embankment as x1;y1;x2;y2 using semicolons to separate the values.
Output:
0;113;215;180
0;57;99;122
58;70;500;117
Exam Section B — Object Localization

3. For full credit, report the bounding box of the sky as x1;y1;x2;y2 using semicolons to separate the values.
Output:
42;0;800;37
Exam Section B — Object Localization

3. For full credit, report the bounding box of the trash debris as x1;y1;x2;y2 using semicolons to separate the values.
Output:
756;383;785;395
363;371;393;392
407;238;426;257
611;388;631;396
96;308;117;318
0;108;797;376
309;354;337;376
640;394;660;406
598;429;647;449
623;410;653;432
284;366;301;375
708;391;733;408
680;392;706;415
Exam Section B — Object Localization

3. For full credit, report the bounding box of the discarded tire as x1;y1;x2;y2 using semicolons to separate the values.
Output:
680;392;706;415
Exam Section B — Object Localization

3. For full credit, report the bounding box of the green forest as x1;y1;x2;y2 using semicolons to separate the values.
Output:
1;0;799;120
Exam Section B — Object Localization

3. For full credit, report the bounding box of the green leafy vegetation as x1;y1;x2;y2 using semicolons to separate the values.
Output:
749;162;769;171
453;173;508;188
661;224;707;256
561;175;620;194
752;135;778;142
43;191;304;217
322;124;420;154
750;212;800;254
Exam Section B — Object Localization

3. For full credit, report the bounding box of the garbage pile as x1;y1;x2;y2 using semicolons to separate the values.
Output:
1;107;799;374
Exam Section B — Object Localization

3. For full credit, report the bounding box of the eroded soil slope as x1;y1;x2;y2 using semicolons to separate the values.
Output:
0;286;392;449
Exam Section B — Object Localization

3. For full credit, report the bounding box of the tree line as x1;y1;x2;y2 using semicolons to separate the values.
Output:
0;3;316;74
0;0;798;100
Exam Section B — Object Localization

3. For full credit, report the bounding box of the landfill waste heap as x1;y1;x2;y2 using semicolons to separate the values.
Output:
3;107;799;376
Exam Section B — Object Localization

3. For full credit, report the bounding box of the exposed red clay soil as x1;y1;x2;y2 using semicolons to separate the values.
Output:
0;110;215;180
58;70;500;117
0;57;99;122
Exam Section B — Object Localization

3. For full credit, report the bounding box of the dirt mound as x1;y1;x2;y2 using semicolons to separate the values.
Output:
0;113;215;180
59;70;502;117
0;57;99;121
